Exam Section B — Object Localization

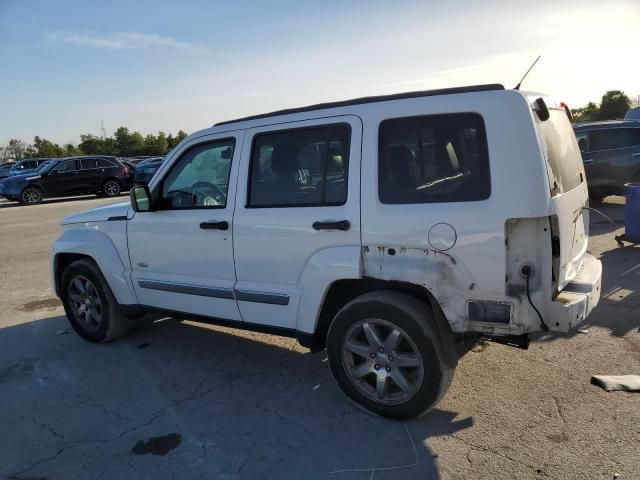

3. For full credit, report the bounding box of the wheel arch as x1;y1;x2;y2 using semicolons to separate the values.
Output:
305;278;457;366
51;229;138;305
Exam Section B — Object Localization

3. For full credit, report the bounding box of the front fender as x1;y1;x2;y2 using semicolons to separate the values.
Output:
51;228;138;305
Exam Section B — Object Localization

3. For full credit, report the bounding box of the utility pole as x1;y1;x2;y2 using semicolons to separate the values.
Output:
100;120;106;139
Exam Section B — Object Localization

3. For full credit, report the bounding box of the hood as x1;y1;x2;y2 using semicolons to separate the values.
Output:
61;201;131;225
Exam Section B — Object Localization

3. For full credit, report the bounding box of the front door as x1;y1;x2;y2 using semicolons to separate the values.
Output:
232;116;362;329
45;159;81;196
127;133;243;320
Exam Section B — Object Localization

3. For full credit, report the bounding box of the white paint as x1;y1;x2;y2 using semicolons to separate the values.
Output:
51;88;602;337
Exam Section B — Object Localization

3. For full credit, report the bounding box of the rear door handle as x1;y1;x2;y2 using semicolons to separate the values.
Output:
632;152;640;157
582;158;595;164
313;220;350;231
200;221;228;230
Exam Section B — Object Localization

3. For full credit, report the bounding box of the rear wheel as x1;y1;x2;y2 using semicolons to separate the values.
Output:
60;259;130;342
20;186;43;205
327;290;455;419
102;179;121;197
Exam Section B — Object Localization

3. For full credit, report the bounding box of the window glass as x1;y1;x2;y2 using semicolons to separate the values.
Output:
81;158;98;169
248;124;350;207
590;128;640;151
161;139;235;209
536;110;584;195
379;113;490;204
53;160;78;173
575;132;589;152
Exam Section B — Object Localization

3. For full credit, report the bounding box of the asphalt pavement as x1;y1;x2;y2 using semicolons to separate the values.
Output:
0;195;638;480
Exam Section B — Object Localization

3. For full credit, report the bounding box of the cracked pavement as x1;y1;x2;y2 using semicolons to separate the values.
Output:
1;195;639;479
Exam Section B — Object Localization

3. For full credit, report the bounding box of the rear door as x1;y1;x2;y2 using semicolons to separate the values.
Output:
232;116;361;329
536;108;589;288
80;158;102;191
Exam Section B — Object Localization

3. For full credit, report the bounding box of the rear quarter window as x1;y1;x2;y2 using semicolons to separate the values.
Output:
378;113;491;204
536;110;585;196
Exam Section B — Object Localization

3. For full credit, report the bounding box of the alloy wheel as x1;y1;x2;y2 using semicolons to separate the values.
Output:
68;276;103;333
22;188;41;204
341;318;424;405
104;181;120;196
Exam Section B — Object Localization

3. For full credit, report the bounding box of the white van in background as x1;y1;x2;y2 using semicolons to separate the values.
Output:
51;84;601;418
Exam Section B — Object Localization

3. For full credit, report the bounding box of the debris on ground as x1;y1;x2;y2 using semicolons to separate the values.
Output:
591;375;640;392
577;328;589;334
55;329;71;336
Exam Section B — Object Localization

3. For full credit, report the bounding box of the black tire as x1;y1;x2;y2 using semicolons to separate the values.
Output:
327;290;455;419
60;259;130;342
20;186;43;205
102;179;121;197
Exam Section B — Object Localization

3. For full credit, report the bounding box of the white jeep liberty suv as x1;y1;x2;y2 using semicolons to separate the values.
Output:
51;84;602;419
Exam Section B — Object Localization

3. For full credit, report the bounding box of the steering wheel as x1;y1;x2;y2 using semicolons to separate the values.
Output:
191;181;226;207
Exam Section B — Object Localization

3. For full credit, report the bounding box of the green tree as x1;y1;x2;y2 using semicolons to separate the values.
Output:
597;90;631;120
31;136;63;158
0;139;27;161
114;127;145;156
571;102;599;123
143;132;169;155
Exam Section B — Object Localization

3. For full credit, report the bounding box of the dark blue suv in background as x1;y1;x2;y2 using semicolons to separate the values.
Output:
0;156;131;205
573;120;640;201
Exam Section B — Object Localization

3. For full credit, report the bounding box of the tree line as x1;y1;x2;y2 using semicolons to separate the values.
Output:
0;128;188;163
571;90;635;123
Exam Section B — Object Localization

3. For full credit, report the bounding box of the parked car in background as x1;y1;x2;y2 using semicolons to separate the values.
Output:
573;120;640;200
6;158;51;178
132;156;164;186
0;163;15;180
119;160;137;186
119;156;158;165
0;156;131;205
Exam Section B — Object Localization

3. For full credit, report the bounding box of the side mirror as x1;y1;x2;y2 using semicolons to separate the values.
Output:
130;185;152;212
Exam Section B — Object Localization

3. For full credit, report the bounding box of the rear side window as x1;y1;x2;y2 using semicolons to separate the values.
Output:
248;124;350;207
379;113;490;204
536;110;585;195
96;159;115;168
590;128;640;151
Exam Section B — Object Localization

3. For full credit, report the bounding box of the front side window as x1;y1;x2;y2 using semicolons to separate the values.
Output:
379;113;490;204
575;132;589;152
590;128;640;151
160;139;235;209
248;124;350;207
53;160;78;173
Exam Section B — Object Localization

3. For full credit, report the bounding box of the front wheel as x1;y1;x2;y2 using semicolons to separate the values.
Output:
327;291;455;419
60;259;130;342
20;186;43;205
102;179;121;197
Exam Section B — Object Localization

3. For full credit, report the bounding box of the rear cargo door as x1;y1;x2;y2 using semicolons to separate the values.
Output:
535;107;589;289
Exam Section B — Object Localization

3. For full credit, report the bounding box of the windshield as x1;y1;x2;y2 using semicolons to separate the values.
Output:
36;161;55;173
535;109;585;196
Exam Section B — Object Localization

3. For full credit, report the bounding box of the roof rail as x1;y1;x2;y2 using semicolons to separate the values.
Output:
214;83;505;127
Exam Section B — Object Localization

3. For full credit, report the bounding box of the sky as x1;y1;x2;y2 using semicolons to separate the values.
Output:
0;0;638;145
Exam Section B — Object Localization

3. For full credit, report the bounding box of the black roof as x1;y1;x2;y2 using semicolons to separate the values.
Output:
573;120;640;130
214;84;505;127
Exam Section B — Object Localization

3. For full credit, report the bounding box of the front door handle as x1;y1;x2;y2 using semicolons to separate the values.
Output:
200;221;229;230
313;220;350;231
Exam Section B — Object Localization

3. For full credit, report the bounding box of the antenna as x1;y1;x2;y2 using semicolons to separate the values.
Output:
514;56;541;91
100;120;106;139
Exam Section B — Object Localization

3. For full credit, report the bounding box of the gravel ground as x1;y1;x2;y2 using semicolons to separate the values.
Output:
0;195;638;480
